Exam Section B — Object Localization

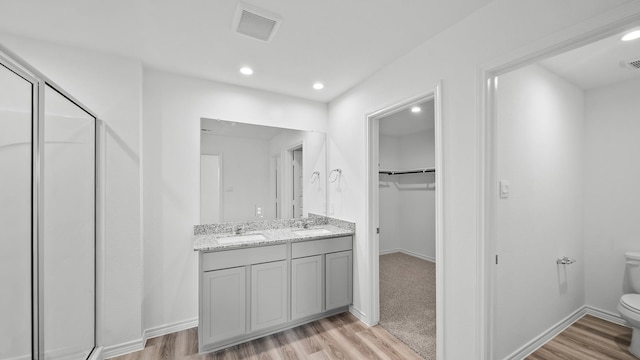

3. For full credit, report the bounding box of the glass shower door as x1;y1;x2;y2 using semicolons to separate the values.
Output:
0;61;33;360
43;85;95;359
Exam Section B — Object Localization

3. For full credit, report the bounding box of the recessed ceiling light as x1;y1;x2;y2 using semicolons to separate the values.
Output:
240;67;254;75
411;106;421;113
622;30;640;41
313;82;324;90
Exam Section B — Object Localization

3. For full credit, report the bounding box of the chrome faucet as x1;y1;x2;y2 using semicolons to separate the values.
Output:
234;224;245;235
303;220;313;229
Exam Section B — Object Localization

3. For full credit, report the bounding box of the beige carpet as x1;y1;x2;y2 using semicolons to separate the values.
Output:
379;252;436;360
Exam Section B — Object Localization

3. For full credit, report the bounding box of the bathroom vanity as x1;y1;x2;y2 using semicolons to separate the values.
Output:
193;220;354;354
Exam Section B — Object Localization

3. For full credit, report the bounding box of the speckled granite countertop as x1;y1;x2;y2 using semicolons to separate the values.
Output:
193;224;354;252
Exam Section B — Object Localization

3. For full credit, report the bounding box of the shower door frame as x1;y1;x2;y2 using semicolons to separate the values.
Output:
0;44;102;360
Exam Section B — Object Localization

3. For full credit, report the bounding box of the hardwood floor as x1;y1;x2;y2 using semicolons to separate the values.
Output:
108;312;423;360
527;315;635;360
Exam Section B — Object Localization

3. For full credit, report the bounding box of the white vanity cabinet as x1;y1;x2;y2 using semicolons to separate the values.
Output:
251;260;288;331
326;250;353;310
291;255;323;320
198;235;352;354
290;236;353;319
201;267;246;345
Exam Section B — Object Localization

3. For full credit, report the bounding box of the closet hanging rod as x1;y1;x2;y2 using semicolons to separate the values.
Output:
379;168;436;175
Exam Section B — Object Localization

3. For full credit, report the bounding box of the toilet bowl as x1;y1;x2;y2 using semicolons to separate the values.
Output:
618;294;640;357
619;252;640;358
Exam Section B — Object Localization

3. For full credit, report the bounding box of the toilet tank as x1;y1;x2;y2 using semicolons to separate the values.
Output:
627;252;640;293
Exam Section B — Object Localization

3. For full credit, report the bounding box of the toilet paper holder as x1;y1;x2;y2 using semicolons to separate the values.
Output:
557;256;576;265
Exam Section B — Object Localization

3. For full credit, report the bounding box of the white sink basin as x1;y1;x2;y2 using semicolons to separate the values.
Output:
292;228;332;236
216;233;266;244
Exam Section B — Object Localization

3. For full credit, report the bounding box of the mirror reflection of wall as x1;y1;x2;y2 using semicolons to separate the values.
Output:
199;118;326;224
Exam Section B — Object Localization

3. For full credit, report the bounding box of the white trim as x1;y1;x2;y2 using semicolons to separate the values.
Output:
379;248;402;256
143;317;199;342
585;305;628;327
433;82;444;360
379;248;436;263
349;306;375;326
4;354;32;360
366;85;444;359
88;346;104;360
102;318;199;359
504;307;586;360
479;4;640;359
503;306;630;360
102;338;145;359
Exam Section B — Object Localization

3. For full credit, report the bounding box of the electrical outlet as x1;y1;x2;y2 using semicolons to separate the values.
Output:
499;180;510;199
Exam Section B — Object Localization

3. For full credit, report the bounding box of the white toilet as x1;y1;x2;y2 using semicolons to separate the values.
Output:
618;251;640;358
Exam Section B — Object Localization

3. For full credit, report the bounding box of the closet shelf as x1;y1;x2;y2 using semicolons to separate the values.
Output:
379;167;435;175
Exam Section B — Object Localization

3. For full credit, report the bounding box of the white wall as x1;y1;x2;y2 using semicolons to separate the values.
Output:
0;34;144;347
326;0;632;357
398;130;436;259
495;64;586;359
379;130;436;260
142;68;328;331
584;79;640;315
379;135;402;253
201;133;272;221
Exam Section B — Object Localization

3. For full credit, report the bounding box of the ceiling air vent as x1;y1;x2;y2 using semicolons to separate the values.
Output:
233;2;282;43
626;57;640;70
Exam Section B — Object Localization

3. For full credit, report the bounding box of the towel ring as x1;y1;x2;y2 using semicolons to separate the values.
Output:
329;168;342;183
310;171;320;184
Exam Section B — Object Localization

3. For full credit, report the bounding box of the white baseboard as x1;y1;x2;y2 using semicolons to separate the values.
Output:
504;305;631;360
89;346;104;360
103;318;198;359
103;338;145;359
505;306;587;360
379;248;435;263
349;306;376;327
585;305;629;327
5;354;31;360
143;317;198;342
379;248;400;256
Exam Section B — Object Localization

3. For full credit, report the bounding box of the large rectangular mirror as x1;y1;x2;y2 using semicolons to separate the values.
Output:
200;118;326;223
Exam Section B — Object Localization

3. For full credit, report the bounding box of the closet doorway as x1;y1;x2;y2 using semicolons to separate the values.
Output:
366;86;443;360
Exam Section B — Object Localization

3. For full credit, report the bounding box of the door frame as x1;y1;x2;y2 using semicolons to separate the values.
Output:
477;4;640;359
282;142;303;219
366;83;444;359
271;154;281;218
199;153;224;223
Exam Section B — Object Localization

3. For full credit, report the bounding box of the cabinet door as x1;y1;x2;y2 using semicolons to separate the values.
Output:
201;267;246;345
326;250;353;310
291;255;323;320
251;260;288;331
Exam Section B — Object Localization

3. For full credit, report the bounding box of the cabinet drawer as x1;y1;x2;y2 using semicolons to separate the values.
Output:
291;236;352;259
202;244;286;271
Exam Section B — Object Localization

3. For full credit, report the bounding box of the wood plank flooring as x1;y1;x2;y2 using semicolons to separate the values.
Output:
527;315;634;360
108;312;423;360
